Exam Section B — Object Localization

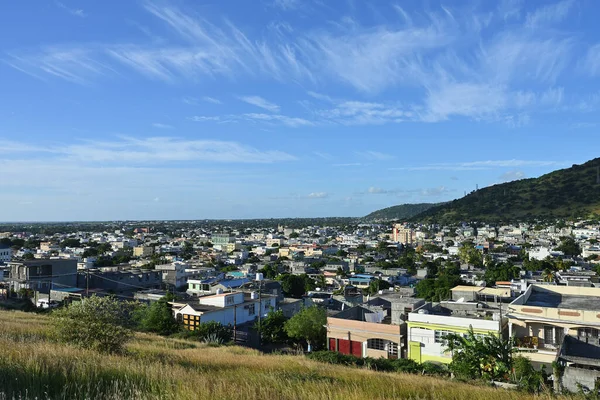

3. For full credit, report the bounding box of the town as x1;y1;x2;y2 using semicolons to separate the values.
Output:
2;218;600;394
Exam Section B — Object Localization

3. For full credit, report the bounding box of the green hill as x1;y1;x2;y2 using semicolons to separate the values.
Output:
0;310;539;400
363;203;440;221
413;158;600;224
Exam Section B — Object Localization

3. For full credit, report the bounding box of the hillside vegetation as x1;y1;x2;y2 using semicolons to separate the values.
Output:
413;158;600;223
363;203;439;221
0;310;556;400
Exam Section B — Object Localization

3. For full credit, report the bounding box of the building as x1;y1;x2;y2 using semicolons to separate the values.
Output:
78;267;162;296
327;305;405;359
0;244;12;264
8;259;77;294
175;290;276;329
154;262;207;289
393;224;415;245
133;246;154;258
407;301;507;364
555;335;600;393
508;284;600;368
211;234;235;250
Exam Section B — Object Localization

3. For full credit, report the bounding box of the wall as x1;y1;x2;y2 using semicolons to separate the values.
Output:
562;366;600;393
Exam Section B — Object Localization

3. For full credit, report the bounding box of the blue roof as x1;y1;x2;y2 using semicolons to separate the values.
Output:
219;278;249;288
353;274;376;279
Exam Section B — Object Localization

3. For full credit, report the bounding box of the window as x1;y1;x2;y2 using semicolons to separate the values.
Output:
367;338;387;350
226;296;235;305
578;328;600;338
434;330;452;343
248;304;255;315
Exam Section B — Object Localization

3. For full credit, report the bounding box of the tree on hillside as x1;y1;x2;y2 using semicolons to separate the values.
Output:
458;242;483;267
255;309;288;344
51;295;136;353
284;306;326;351
137;295;180;336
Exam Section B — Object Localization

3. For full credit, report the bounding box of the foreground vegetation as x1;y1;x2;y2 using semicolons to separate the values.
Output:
0;310;563;400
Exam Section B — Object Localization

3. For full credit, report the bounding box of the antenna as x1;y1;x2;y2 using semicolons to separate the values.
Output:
476;184;479;191
597;166;600;185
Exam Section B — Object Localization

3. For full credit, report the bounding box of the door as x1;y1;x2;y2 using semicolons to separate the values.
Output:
350;341;362;358
409;342;422;363
338;339;350;355
329;338;337;352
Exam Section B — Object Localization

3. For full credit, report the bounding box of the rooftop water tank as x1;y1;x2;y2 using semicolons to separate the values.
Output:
215;288;224;295
256;272;264;281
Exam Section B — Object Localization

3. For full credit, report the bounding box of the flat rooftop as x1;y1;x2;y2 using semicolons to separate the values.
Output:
525;290;600;311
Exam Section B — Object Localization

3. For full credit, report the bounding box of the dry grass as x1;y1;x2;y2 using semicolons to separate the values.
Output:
0;310;568;400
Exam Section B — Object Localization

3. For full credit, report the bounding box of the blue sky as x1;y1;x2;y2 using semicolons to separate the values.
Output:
1;0;600;221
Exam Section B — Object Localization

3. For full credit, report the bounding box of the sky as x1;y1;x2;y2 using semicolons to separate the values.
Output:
1;0;600;221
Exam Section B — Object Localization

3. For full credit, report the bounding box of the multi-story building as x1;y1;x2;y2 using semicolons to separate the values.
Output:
133;246;154;258
392;224;415;245
407;301;507;364
327;305;406;359
508;285;600;368
78;267;162;296
211;234;235;250
8;259;78;294
0;244;12;264
154;262;207;289
175;290;276;329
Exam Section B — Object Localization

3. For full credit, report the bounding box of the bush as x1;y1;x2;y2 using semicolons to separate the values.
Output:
179;321;232;344
51;295;135;353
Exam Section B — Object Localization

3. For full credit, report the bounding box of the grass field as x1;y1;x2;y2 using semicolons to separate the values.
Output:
0;310;567;400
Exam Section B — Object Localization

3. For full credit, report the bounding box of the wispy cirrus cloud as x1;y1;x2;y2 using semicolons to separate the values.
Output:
56;1;87;18
390;159;568;171
238;96;280;112
152;123;174;129
525;0;573;29
356;151;395;161
308;192;328;199
4;136;296;164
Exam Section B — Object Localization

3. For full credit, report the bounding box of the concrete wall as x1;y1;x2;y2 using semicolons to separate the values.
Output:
562;366;600;393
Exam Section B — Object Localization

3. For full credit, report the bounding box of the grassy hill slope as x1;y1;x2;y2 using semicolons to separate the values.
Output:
364;203;440;221
413;158;600;223
0;310;547;400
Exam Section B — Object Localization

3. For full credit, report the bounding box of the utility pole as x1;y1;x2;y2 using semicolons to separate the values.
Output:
257;280;262;347
86;269;89;297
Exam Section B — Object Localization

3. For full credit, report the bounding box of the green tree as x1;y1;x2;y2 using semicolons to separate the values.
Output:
289;232;299;239
278;274;309;298
445;328;514;382
556;237;581;257
284;306;326;351
458;242;482;267
366;279;392;295
255;309;288;344
22;252;35;260
51;295;135;353
259;264;279;279
137;296;180;336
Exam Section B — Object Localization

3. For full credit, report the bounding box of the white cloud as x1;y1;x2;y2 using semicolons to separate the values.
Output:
152;123;174;129
525;0;573;29
56;2;87;18
238;96;280;112
273;0;299;10
367;187;392;194
581;44;600;77
202;96;222;104
391;159;567;171
318;101;409;125
308;192;328;199
499;170;526;182
4;136;296;164
189;116;222;122
241;113;313;127
357;151;395;161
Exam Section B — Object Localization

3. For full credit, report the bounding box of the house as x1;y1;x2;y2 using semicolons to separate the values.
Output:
366;293;426;324
407;301;507;364
451;285;513;303
555;335;600;393
8;259;77;294
326;305;406;359
174;290;277;329
508;284;600;368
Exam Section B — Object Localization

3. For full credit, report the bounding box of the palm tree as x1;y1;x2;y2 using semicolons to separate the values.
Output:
542;268;555;283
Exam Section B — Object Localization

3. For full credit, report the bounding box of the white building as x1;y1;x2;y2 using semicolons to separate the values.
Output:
174;290;276;329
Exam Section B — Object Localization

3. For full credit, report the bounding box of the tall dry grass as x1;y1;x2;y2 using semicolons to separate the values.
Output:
0;310;566;400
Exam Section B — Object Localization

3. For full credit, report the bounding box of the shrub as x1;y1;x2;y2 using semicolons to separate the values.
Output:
180;321;232;344
51;295;135;353
136;297;180;336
